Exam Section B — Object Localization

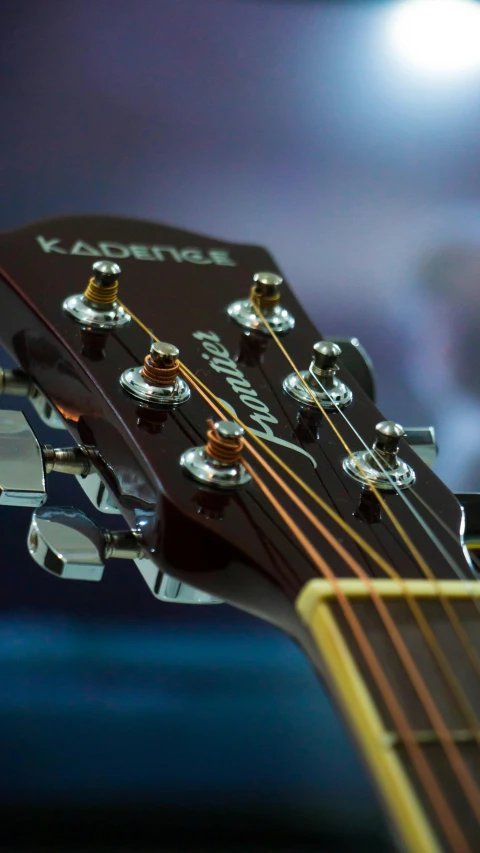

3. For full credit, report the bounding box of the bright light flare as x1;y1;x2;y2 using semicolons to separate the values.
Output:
388;0;480;79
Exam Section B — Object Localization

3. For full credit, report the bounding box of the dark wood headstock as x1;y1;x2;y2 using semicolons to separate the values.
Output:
0;215;469;638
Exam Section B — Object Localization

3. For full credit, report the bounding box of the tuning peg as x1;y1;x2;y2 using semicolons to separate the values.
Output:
343;420;416;490
283;341;353;410
28;505;222;603
28;506;143;581
227;271;295;335
403;426;438;468
133;557;222;604
63;260;130;329
76;471;120;514
0;410;95;506
180;420;251;489
0;367;64;429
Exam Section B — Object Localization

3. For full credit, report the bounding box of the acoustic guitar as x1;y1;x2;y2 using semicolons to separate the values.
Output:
0;215;479;853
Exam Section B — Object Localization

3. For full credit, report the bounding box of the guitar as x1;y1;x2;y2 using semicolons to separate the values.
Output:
0;214;479;853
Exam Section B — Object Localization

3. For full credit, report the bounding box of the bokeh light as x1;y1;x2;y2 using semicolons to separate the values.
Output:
387;0;480;79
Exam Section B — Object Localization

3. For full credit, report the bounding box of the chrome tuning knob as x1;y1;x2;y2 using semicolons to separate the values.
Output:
28;507;143;581
0;367;64;429
283;341;353;409
180;420;251;489
227;271;295;335
133;557;222;605
403;426;438;468
0;410;96;506
28;506;222;603
343;420;416;490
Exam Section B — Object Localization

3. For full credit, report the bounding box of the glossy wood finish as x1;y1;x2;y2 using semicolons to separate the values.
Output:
1;215;479;851
0;215;469;629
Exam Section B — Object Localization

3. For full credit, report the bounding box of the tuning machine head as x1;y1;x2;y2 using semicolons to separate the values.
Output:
27;506;222;603
343;420;416;490
28;507;107;580
63;261;131;329
0;411;47;506
0;410;102;507
283;341;353;409
120;340;190;408
0;368;65;429
227;271;295;335
134;557;222;604
27;506;143;580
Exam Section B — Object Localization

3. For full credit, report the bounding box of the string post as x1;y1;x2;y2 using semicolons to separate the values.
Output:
180;419;250;489
228;270;295;335
251;271;283;310
141;342;181;387
372;421;405;468
283;340;352;410
206;420;245;465
308;341;342;391
343;420;416;491
120;340;190;407
63;261;131;329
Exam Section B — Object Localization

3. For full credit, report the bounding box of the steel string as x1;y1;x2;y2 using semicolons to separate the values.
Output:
117;297;480;839
250;302;480;690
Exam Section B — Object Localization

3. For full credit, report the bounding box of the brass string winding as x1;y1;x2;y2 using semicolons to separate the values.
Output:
84;277;119;305
250;283;280;310
241;456;470;853
250;301;480;683
116;296;479;849
141;355;180;387
205;419;244;464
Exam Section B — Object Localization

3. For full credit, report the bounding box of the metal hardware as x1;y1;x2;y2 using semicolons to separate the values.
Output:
227;271;295;335
455;493;480;547
27;506;220;602
76;471;120;514
0;367;64;429
343;420;416;490
180;420;251;489
283;341;353;409
403;426;438;468
0;410;96;506
134;558;222;604
63;260;131;329
120;341;190;407
28;506;143;581
329;337;376;401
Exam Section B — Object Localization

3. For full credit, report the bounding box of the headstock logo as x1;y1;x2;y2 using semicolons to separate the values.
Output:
36;236;236;266
193;330;316;468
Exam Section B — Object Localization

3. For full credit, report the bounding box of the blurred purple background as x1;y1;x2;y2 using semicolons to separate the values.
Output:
1;1;480;849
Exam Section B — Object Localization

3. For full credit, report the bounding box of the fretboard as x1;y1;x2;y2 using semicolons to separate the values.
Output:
296;578;480;853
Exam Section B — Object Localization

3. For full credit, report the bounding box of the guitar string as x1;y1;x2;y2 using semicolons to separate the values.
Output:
249;301;480;691
241;336;381;570
306;367;480;601
305;367;480;691
117;297;428;579
211;375;480;824
241;457;470;853
179;356;480;743
251;299;480;598
409;488;480;571
117;300;480;830
239;322;480;708
119;298;480;740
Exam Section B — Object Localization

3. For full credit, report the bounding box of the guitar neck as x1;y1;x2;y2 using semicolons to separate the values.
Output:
296;578;480;853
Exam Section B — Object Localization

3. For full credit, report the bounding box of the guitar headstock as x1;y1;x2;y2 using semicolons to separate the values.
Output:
0;214;470;639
